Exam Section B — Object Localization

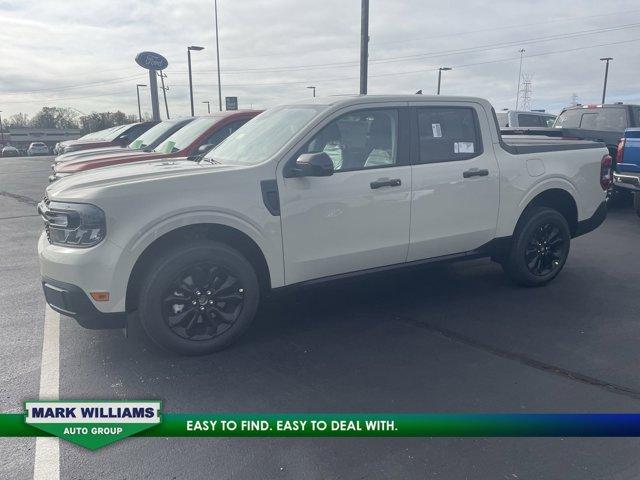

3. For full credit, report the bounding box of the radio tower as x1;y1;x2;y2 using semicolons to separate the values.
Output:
519;73;533;111
571;93;579;106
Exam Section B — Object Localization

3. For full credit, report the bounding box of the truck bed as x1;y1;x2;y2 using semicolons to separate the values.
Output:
501;135;605;154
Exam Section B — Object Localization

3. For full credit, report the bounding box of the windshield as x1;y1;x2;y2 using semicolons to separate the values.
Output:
129;120;190;150
154;117;219;153
205;106;324;166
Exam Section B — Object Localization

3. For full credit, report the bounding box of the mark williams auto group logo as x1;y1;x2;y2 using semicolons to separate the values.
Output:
25;401;161;450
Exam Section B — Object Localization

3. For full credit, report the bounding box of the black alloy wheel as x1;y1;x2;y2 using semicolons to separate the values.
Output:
524;223;566;276
162;263;245;341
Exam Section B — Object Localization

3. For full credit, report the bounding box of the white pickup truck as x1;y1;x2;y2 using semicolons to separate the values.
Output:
38;95;611;355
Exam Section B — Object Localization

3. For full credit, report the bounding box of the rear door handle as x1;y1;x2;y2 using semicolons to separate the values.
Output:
463;168;489;178
370;178;402;189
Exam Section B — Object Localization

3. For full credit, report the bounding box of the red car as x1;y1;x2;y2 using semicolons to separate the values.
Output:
57;122;157;154
51;111;261;181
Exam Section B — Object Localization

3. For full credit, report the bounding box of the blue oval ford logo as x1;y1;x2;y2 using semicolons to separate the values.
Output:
135;51;169;71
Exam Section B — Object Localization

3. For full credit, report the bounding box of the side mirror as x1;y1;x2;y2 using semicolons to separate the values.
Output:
288;152;334;178
197;144;214;154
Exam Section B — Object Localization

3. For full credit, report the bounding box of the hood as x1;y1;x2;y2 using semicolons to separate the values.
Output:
47;159;238;200
56;150;163;173
55;145;130;162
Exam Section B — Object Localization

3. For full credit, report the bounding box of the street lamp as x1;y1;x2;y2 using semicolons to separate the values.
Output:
213;0;223;111
202;101;211;114
307;86;316;97
187;45;205;116
136;84;146;122
600;57;613;104
436;67;452;95
0;111;4;146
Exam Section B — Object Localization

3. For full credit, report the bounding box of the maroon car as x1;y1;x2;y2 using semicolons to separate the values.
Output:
57;122;157;154
51;111;261;181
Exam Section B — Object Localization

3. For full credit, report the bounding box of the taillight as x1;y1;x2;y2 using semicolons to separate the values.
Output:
616;138;625;165
600;154;613;190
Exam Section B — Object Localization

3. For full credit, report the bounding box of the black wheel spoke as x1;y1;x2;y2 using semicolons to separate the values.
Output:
161;261;245;341
524;221;567;276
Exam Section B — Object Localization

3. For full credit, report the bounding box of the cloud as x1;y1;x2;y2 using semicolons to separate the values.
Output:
0;0;639;118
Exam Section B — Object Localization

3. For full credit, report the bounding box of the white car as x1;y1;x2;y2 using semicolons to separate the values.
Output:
28;142;50;156
496;110;556;128
1;145;20;157
38;95;610;355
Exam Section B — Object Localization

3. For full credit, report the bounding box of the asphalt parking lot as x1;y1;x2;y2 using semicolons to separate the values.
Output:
1;155;640;479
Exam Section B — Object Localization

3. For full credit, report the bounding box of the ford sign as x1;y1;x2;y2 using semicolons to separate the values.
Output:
135;51;169;71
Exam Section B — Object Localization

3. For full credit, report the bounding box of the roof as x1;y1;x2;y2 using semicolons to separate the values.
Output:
286;94;494;110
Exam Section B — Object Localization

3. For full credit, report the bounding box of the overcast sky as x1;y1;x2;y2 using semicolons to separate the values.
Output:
1;0;639;120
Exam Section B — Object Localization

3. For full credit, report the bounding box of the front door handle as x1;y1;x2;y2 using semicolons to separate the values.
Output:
370;178;402;189
463;168;489;178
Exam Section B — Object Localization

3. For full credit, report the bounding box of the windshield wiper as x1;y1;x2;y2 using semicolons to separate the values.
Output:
199;157;221;165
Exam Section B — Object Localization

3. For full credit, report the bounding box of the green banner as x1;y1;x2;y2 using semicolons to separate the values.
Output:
3;410;640;450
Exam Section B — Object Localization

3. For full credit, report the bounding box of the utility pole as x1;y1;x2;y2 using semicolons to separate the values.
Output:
359;0;369;95
202;101;211;114
0;111;4;146
158;71;170;119
187;45;205;116
600;57;613;104
306;86;316;97
437;67;452;95
571;93;579;106
214;0;223;111
515;48;525;110
136;84;146;122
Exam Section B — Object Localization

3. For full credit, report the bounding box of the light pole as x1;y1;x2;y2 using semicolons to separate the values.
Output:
359;0;369;95
187;45;205;116
202;101;211;114
136;84;146;122
0;111;4;146
436;67;452;95
515;48;525;110
213;0;223;111
600;57;613;104
307;86;316;97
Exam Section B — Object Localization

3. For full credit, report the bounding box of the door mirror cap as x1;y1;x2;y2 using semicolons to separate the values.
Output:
197;144;214;154
288;152;334;177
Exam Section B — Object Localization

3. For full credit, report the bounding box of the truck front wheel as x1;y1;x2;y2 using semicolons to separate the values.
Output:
503;206;571;287
137;240;260;355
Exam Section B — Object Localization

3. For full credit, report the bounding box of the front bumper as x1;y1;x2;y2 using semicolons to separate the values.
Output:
42;277;126;329
614;172;640;192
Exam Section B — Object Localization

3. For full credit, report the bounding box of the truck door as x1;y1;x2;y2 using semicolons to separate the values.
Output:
407;103;500;261
278;105;412;285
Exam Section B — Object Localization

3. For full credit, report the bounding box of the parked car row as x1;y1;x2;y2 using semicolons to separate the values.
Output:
54;121;157;155
38;95;612;356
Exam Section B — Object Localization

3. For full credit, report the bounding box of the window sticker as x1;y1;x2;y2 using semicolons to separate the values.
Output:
454;142;475;154
431;123;442;138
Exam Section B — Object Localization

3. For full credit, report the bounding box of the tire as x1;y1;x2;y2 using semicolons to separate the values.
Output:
503;206;571;287
137;240;260;355
634;192;640;219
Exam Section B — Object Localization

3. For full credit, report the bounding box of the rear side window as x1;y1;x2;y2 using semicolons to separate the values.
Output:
555;108;627;131
416;107;482;163
517;114;543;127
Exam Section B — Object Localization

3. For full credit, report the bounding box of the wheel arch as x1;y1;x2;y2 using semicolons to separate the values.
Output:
517;187;579;236
125;223;272;313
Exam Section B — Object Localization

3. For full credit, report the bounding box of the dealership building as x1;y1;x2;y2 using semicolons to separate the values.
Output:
0;127;82;150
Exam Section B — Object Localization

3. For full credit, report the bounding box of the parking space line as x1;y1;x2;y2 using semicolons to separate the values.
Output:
33;306;60;480
398;315;640;402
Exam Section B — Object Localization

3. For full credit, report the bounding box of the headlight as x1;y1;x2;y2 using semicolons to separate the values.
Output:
37;200;106;248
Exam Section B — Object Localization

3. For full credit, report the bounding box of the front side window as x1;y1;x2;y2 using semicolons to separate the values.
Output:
300;109;398;172
416;107;481;163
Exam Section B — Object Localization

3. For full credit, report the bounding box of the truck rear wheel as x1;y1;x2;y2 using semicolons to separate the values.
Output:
503;206;571;287
137;240;259;355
